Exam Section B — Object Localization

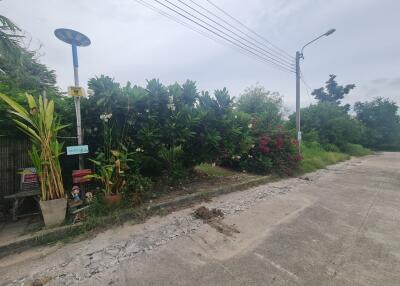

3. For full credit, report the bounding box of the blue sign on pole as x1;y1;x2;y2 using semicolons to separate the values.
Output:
67;145;89;156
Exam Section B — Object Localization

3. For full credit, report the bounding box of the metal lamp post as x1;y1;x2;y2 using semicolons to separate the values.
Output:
295;28;336;151
54;28;91;169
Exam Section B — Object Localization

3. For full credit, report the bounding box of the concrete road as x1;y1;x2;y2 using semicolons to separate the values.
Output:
1;153;400;285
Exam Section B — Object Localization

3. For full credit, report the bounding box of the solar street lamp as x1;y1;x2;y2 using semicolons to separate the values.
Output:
55;28;91;169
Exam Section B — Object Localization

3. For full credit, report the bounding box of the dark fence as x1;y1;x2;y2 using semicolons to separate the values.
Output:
0;137;32;201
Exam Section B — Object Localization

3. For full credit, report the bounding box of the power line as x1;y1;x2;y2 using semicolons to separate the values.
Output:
176;0;294;67
133;0;294;73
148;0;295;72
157;0;294;71
300;68;314;104
135;0;293;73
302;78;313;105
188;0;293;62
204;0;294;61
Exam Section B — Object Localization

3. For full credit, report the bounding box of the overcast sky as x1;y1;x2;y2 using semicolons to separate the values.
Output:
2;0;400;111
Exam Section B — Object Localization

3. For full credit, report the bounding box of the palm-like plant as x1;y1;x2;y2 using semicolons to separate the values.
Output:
0;15;23;61
0;92;66;200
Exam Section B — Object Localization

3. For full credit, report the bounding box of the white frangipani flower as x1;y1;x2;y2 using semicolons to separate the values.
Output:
100;113;112;122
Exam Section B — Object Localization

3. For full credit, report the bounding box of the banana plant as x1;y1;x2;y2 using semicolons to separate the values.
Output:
86;159;115;195
0;92;67;200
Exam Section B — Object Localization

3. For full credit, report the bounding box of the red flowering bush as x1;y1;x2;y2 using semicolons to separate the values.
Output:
259;135;271;153
238;132;302;175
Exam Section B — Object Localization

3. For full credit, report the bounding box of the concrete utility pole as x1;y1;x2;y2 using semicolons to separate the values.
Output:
295;51;301;151
54;28;91;170
296;28;336;152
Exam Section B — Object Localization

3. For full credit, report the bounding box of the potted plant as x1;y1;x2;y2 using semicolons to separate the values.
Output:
88;159;120;205
0;93;67;226
86;112;131;205
88;149;130;205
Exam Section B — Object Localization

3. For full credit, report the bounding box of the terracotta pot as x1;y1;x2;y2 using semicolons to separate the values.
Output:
104;194;122;205
40;198;67;227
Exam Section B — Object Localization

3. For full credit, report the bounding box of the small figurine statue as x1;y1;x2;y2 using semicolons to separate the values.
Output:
85;191;93;203
71;185;81;202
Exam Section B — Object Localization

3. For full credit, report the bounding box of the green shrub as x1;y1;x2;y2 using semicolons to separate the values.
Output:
124;173;153;206
323;143;340;152
288;102;365;148
158;145;186;182
303;130;320;143
355;98;400;150
81;77;304;185
342;143;371;156
224;132;301;175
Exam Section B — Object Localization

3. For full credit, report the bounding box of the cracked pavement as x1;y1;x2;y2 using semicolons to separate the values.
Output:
1;152;399;285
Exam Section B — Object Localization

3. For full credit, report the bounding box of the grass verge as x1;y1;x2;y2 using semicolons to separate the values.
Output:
300;142;350;173
195;163;239;177
342;143;372;156
300;141;371;173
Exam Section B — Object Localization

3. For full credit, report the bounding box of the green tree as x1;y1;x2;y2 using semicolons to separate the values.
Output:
288;102;364;150
0;15;22;62
312;74;355;105
0;15;70;138
237;85;283;131
354;97;400;149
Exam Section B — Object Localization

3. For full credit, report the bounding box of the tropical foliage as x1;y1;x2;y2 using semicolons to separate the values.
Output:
0;14;74;138
0;15;22;61
289;102;365;150
0;93;66;200
82;77;300;179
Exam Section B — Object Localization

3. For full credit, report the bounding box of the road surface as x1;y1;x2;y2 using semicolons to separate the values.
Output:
1;152;399;286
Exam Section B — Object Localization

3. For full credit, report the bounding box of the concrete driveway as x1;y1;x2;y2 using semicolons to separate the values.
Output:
1;153;400;285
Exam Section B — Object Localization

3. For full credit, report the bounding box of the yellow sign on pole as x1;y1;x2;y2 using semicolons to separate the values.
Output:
68;86;85;97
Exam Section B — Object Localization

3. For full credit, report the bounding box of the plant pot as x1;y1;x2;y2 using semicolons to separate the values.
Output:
39;198;67;227
104;194;122;206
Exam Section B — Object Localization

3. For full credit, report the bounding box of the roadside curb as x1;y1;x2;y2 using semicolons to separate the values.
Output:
0;175;275;258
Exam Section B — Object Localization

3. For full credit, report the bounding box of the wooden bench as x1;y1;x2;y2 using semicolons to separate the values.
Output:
3;168;40;221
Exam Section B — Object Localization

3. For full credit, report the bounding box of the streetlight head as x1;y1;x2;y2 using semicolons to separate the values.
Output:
54;28;91;47
324;28;336;36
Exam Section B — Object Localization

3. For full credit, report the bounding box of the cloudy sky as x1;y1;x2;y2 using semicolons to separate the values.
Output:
2;0;400;111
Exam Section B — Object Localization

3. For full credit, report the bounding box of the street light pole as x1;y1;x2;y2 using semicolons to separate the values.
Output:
72;44;84;169
54;28;91;170
295;28;336;152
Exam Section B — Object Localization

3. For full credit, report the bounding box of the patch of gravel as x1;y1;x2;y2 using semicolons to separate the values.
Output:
3;160;358;286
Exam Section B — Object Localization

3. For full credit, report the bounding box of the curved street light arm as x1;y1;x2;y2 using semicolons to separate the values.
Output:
300;28;336;59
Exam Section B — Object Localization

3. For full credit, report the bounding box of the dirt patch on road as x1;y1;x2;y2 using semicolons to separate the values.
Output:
193;206;239;236
194;206;224;221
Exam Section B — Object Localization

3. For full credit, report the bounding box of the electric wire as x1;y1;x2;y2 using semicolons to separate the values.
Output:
176;0;294;67
204;0;294;61
187;0;293;62
156;0;294;71
300;68;314;104
148;0;295;72
133;0;294;73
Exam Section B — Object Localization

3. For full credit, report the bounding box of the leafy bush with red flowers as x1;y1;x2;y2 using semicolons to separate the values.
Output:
235;132;301;175
223;86;303;175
